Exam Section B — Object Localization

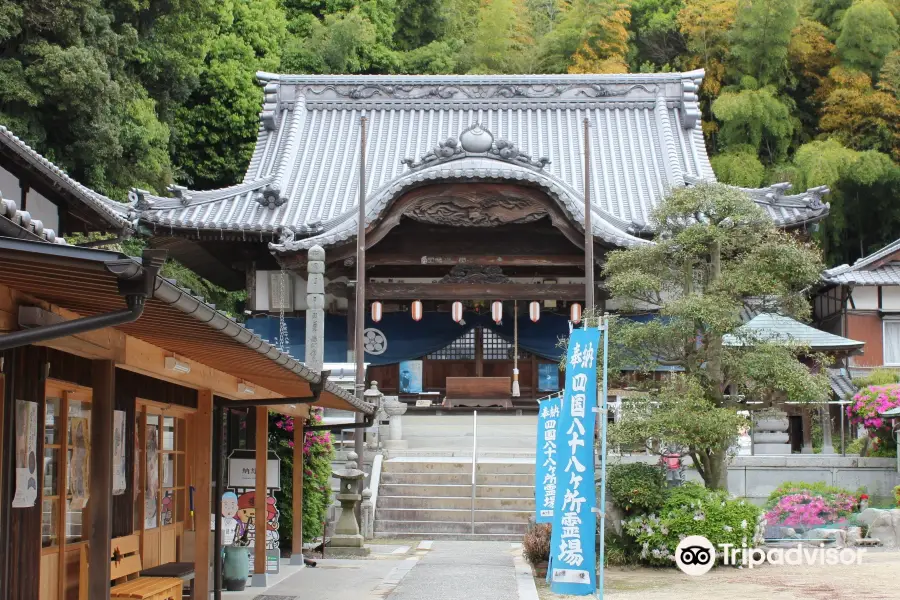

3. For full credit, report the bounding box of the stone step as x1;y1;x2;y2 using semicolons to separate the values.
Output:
379;483;534;499
374;520;528;535
383;458;536;475
377;495;535;511
386;449;537;459
476;485;534;499
380;472;535;486
373;532;523;542
375;508;533;523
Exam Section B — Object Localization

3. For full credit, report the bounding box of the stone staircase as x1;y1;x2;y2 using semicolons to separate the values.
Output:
375;457;535;541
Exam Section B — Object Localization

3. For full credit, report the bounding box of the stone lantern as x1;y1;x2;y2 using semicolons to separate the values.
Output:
364;381;384;449
382;396;408;450
330;452;369;554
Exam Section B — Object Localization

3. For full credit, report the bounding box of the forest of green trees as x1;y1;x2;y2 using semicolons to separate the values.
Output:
0;0;898;265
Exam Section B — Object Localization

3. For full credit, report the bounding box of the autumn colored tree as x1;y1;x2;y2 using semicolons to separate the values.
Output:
540;0;631;73
820;67;900;160
466;0;535;73
787;18;838;140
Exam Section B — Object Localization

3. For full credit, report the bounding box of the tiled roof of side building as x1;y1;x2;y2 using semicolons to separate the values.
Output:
823;238;900;285
0;126;136;233
723;313;864;352
134;70;831;251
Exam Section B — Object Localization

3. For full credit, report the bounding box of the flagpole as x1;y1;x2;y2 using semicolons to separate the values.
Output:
584;118;594;314
354;115;367;523
596;313;610;599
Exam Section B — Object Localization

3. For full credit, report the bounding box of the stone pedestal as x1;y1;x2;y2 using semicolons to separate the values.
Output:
330;453;369;555
383;396;408;450
754;410;791;455
361;488;374;539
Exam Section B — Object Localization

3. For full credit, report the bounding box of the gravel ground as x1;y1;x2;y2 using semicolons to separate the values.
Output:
537;550;900;600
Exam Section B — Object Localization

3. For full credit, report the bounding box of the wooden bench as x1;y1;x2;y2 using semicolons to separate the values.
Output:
444;377;512;409
110;535;184;600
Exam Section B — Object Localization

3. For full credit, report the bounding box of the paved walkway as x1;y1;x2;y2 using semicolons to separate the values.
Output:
386;541;521;600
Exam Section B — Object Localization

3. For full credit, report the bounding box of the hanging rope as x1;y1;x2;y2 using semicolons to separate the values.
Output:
278;267;290;353
512;301;520;397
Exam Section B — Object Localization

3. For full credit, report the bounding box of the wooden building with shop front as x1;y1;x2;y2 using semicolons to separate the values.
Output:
0;237;373;600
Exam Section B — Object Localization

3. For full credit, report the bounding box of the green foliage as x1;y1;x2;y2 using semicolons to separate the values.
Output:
710;146;766;186
606;462;668;515
893;485;900;506
852;368;900;387
712;87;796;163
836;0;900;78
765;481;856;507
728;0;798;88
624;483;764;566
603;530;642;565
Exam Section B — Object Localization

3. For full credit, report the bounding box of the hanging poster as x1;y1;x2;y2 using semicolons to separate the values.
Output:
145;424;159;529
12;400;38;508
549;327;600;596
535;395;562;523
68;416;90;510
538;363;561;392
399;360;423;393
113;411;127;495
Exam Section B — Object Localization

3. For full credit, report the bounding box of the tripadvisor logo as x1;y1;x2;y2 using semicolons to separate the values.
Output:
674;535;867;576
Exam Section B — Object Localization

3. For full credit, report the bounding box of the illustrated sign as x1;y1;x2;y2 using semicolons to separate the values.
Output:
538;363;560;392
399;360;423;393
12;400;38;508
535;395;562;523
227;455;281;490
213;490;281;573
549;328;599;595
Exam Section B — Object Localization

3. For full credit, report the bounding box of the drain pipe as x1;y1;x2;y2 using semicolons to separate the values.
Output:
0;296;145;351
305;413;375;432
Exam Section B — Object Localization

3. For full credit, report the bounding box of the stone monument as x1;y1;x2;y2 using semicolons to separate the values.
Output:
305;245;325;371
753;409;791;455
330;451;369;554
382;396;408;450
364;381;384;449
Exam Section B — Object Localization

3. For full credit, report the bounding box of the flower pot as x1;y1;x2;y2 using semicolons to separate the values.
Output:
223;546;250;591
533;560;548;578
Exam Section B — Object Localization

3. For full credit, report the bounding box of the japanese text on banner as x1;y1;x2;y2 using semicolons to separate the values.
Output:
549;328;600;595
535;395;562;523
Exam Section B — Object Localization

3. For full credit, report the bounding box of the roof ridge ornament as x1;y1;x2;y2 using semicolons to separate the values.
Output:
166;184;192;205
128;188;154;210
253;183;287;210
401;123;550;171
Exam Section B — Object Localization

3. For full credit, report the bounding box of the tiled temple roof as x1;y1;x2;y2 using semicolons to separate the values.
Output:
723;313;864;352
823;238;900;285
133;70;830;252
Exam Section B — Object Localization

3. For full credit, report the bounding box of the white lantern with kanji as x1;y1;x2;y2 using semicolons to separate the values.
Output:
411;300;423;322
529;301;540;323
570;302;582;324
451;301;464;323
491;301;503;324
371;301;383;323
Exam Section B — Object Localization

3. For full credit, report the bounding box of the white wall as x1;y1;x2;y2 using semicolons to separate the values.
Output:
882;286;900;311
0;165;19;202
851;286;879;310
25;189;59;233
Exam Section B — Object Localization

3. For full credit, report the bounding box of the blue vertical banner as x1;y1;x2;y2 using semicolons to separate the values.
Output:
549;327;600;595
535;395;562;523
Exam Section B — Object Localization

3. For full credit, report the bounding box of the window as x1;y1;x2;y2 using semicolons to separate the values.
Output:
40;385;92;548
136;408;187;532
268;271;294;312
482;328;530;360
884;320;900;365
428;329;476;360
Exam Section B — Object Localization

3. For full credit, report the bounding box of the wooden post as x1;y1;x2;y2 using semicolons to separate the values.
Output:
475;327;483;378
193;390;213;600
87;360;115;599
290;418;305;565
253;406;268;586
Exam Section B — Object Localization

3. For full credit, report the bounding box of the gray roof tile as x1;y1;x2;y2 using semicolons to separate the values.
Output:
723;313;864;351
136;70;830;250
823;238;900;285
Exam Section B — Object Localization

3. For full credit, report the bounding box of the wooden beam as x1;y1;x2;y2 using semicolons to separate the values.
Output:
254;406;268;580
291;418;304;562
366;282;599;301
87;360;114;599
193;390;213;600
366;254;587;267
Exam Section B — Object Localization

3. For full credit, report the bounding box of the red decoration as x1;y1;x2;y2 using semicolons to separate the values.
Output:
529;301;541;323
371;301;382;323
451;301;464;323
570;302;582;324
411;300;423;322
491;301;503;324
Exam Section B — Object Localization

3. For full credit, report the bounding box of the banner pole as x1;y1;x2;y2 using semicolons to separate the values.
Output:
596;313;610;599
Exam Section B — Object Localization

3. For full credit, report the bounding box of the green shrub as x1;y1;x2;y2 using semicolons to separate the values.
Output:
624;483;764;566
852;368;900;387
765;481;856;509
846;436;867;456
603;530;642;566
522;522;552;566
894;485;900;507
607;462;667;516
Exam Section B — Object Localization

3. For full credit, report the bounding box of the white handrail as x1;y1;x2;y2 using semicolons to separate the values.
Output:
471;410;478;534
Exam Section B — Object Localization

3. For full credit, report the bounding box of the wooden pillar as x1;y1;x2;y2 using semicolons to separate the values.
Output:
253;406;268;585
87;360;115;599
290;418;305;565
347;284;356;363
474;326;483;377
193;390;213;600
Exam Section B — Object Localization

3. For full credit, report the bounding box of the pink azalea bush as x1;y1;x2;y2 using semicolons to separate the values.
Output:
846;385;900;431
764;482;856;528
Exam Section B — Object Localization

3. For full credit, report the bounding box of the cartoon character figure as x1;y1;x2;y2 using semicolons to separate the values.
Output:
216;491;241;544
161;491;174;526
235;491;280;549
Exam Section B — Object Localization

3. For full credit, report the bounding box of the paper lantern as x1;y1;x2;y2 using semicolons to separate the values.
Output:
529;301;541;323
451;301;464;323
491;301;503;324
570;302;582;324
371;301;383;323
411;300;423;322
